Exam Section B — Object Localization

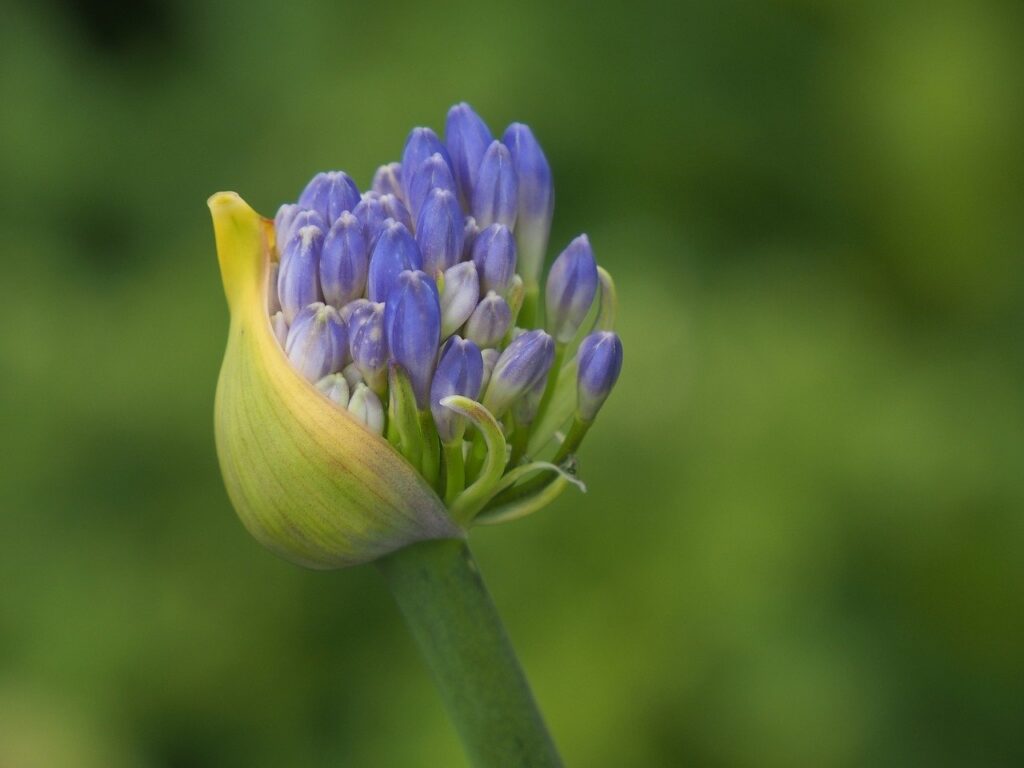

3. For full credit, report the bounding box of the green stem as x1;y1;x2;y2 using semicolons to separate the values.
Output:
518;281;540;329
419;410;441;488
485;417;591;510
509;421;530;465
465;429;486;482
377;539;563;768
443;441;465;506
531;343;566;439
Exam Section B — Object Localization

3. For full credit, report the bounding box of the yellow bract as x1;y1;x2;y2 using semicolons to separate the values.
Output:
209;192;460;569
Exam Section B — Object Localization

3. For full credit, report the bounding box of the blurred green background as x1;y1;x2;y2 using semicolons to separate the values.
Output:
2;0;1023;765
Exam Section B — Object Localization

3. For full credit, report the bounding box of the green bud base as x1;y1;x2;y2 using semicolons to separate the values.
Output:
377;539;563;768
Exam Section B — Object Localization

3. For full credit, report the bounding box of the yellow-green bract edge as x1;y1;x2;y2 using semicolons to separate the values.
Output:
209;192;461;569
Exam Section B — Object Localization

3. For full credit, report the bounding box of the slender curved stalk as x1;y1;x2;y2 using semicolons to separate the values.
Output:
377;538;563;768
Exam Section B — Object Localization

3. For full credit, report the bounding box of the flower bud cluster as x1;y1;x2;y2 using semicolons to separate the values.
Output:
265;103;623;514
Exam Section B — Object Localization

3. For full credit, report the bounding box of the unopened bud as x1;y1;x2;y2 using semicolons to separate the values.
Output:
472;140;518;229
385;269;441;409
273;204;300;255
271;310;288;347
512;371;547;426
274;205;327;256
321;212;369;307
348;383;385;435
545;234;598;343
341;362;364;391
315;372;351;408
576;331;623;421
462;215;480;261
407;152;458;223
367;220;422;302
298;171;361;226
416;188;465;277
338;297;371;325
464;291;512;348
503;123;553;287
371;162;403;199
471;223;517;295
350;301;388;392
378;193;414;233
439;261;480;338
482;329;554;418
401;127;453;199
268;261;281;314
284;302;348;382
278;225;325;323
445;102;493;206
479;347;500;393
352;195;388;246
430;335;484;443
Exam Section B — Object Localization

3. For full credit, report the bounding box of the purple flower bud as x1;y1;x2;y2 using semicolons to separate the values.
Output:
350;301;388;391
268;261;281;314
271;310;288;347
401;127;453;201
471;223;517;295
464;291;512;348
462;216;480;261
512;372;547;426
416;188;465;277
407;152;458;223
385;270;441;409
503;123;554;286
479;347;499;394
445;103;493;206
315;372;351;408
345;299;378;338
471;140;518;229
298;171;361;226
482;329;555;418
291;208;327;232
372;162;403;199
576;331;623;421
348;383;385;435
367;220;423;302
352;195;388;246
273;204;301;253
439;261;480;338
278;225;325;323
430;335;484;443
338;298;371;326
321;212;369;307
275;207;326;252
284;302;348;382
378;193;414;232
545;235;598;343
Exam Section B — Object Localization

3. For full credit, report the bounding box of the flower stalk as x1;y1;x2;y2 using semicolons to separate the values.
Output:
377;539;563;768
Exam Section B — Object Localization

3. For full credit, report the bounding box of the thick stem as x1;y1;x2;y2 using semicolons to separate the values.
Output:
377;539;563;768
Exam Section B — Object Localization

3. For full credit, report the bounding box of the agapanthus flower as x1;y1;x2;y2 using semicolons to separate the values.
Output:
209;102;622;567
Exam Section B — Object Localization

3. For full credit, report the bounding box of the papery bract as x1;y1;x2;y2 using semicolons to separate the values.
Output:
209;193;459;569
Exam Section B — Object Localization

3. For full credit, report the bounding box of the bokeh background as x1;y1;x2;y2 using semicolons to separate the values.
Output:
2;0;1023;765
